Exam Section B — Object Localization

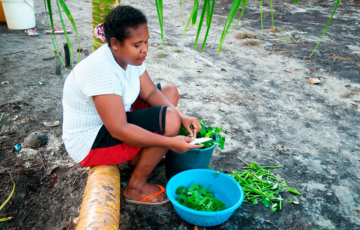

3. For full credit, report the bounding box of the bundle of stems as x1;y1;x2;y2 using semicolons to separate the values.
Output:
229;161;301;213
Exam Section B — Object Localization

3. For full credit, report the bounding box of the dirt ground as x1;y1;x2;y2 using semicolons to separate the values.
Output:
0;0;359;229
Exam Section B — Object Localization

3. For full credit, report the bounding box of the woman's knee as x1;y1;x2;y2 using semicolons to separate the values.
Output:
164;107;181;136
161;83;179;106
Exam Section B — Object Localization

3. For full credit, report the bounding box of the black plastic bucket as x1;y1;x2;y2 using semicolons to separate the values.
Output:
165;143;217;180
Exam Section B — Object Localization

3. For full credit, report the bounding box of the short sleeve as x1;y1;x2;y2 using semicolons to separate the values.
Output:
80;69;123;98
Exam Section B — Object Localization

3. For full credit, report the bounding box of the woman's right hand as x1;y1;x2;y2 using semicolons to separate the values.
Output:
168;136;202;153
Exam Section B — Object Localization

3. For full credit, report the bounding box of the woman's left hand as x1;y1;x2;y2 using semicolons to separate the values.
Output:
179;113;201;138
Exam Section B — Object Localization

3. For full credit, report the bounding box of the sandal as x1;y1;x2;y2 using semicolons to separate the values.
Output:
45;26;72;34
125;185;170;205
24;28;40;37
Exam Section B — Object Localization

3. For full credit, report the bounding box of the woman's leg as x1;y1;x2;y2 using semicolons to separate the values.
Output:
127;82;179;166
160;82;179;106
123;107;181;202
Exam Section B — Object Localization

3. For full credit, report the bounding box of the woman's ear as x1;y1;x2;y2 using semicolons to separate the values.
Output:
110;37;120;50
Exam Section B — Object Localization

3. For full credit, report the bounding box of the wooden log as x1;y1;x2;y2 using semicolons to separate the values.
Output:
76;165;120;230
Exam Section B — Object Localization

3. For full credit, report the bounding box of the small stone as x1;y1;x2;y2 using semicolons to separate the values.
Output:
309;78;321;84
24;132;48;148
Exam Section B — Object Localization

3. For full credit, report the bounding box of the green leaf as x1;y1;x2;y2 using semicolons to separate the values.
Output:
217;136;225;150
56;0;74;67
193;0;209;50
218;0;243;52
214;171;220;178
310;0;340;57
252;199;258;205
205;131;215;138
290;200;299;205
294;0;299;4
201;0;215;51
192;1;199;26
155;0;164;55
251;162;261;170
44;0;63;65
0;170;15;212
176;181;226;211
287;187;302;195
58;0;81;63
261;195;271;207
215;127;222;134
190;180;198;190
199;125;207;137
183;0;199;35
271;203;278;213
269;0;275;30
180;0;183;22
0;217;12;223
233;0;248;29
176;186;187;196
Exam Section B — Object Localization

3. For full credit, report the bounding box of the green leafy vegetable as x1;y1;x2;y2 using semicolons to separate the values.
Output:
228;161;301;213
176;181;226;211
287;187;302;195
178;119;226;150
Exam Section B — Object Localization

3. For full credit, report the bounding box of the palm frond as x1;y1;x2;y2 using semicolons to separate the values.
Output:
183;0;199;35
193;0;209;50
269;0;275;29
233;0;247;29
44;0;81;68
201;0;215;51
217;0;242;52
155;0;164;54
310;0;339;57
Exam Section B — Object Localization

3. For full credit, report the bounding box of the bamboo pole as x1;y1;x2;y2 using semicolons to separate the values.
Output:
76;165;121;230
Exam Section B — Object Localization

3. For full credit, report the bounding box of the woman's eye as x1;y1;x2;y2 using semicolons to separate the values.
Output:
134;45;140;48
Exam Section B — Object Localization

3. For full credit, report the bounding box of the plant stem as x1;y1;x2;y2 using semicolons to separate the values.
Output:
237;157;250;166
243;165;282;169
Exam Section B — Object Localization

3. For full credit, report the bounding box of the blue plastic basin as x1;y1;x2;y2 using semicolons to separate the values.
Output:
166;169;244;227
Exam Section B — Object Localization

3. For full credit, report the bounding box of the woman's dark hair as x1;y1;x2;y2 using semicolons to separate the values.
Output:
104;5;147;47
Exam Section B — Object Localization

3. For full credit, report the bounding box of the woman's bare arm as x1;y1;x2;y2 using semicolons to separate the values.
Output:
92;94;199;152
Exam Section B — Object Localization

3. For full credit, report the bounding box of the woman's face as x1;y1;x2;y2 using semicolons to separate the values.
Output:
110;23;149;70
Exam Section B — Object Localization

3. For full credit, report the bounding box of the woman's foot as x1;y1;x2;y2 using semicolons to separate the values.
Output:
123;182;168;203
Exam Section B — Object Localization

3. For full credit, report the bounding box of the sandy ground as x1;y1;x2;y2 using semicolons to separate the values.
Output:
0;0;359;229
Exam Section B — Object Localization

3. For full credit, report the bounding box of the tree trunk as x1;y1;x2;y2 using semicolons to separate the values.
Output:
92;0;120;51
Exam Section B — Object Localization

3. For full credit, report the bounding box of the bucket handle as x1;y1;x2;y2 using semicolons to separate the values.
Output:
24;0;36;13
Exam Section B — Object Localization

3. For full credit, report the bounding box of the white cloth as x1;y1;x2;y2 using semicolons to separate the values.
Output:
62;44;146;163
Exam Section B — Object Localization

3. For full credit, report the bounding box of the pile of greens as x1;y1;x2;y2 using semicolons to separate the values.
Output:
228;161;301;213
175;181;226;212
178;119;225;150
